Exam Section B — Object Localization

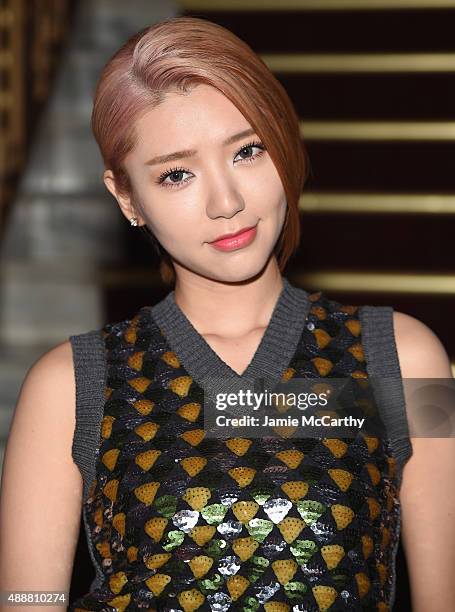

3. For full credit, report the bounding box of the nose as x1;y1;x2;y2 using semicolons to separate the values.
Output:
205;173;246;220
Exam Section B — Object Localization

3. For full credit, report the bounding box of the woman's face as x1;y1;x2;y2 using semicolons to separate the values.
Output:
105;84;287;283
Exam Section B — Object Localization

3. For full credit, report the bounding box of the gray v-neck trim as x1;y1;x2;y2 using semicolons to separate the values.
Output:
149;277;311;395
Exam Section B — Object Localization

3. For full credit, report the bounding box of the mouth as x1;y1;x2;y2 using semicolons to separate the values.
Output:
208;223;258;252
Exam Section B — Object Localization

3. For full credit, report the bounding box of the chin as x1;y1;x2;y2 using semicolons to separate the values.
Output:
204;254;273;284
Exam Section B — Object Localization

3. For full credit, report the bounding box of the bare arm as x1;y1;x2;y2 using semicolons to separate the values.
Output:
0;340;83;611
393;311;455;612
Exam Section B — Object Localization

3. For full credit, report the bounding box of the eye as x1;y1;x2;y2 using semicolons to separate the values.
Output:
155;166;193;189
234;140;266;164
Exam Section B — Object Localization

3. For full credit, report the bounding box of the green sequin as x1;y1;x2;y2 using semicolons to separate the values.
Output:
290;539;319;564
198;573;224;594
154;494;177;518
296;500;326;524
284;581;308;600
203;538;229;560
162;530;185;551
249;483;275;504
201;503;229;525
251;555;269;568
242;597;261;611
247;555;269;582
245;518;274;542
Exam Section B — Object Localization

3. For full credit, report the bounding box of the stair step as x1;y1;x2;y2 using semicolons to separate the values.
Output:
183;5;455;52
301;120;455;142
301;192;455;214
182;0;455;12
0;194;122;263
0;261;104;345
305;141;455;191
282;74;455;120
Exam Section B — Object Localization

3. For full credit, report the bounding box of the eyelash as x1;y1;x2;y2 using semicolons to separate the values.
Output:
155;140;267;189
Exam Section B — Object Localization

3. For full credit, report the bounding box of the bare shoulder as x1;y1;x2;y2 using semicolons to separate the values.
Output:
23;338;76;414
1;336;81;501
5;338;78;462
392;313;455;610
0;339;83;588
30;337;74;374
392;310;452;378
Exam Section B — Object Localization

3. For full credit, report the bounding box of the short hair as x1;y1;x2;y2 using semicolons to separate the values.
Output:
91;16;310;285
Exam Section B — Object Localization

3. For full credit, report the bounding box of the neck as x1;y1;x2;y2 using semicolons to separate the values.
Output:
171;257;284;338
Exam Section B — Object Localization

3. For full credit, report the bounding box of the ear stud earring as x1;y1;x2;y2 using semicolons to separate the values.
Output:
130;217;138;226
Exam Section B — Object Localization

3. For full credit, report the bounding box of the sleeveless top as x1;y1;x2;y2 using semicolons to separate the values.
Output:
68;277;412;612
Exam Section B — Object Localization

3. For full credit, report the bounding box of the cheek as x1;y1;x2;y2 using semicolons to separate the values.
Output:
263;178;287;220
253;161;286;210
131;191;168;238
139;197;198;249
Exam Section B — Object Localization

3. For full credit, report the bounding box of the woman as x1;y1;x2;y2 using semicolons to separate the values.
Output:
1;16;454;612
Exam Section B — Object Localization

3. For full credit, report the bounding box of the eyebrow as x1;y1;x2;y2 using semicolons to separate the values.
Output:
144;128;256;167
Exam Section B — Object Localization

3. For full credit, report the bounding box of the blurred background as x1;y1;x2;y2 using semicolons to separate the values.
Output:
1;0;455;606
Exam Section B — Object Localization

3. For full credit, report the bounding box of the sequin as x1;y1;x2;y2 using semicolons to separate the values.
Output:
201;503;229;525
199;573;224;593
252;555;269;568
284;581;308;601
219;492;238;506
69;291;404;611
249;483;275;505
206;591;232;611
247;555;270;583
217;520;243;537
296;500;326;524
155;494;178;518
243;597;261;611
262;538;287;557
162;530;185;551
245;518;274;542
262;497;292;523
204;539;228;562
217;555;241;577
254;581;281;603
290;539;319;564
172;509;199;532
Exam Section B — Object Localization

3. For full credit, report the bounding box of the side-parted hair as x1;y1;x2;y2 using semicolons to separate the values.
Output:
91;16;310;285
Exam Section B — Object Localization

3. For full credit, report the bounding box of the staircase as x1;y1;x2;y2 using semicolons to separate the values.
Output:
174;1;455;609
0;0;178;521
0;0;179;598
1;0;453;602
175;0;455;367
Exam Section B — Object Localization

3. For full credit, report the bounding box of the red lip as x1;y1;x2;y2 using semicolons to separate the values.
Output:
208;224;258;252
210;224;257;243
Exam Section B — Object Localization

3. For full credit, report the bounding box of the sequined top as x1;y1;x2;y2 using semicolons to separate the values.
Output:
69;278;412;611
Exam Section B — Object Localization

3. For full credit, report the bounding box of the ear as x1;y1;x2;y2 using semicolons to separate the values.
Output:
103;169;145;226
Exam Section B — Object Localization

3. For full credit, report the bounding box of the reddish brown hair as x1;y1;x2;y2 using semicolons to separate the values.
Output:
91;16;309;285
